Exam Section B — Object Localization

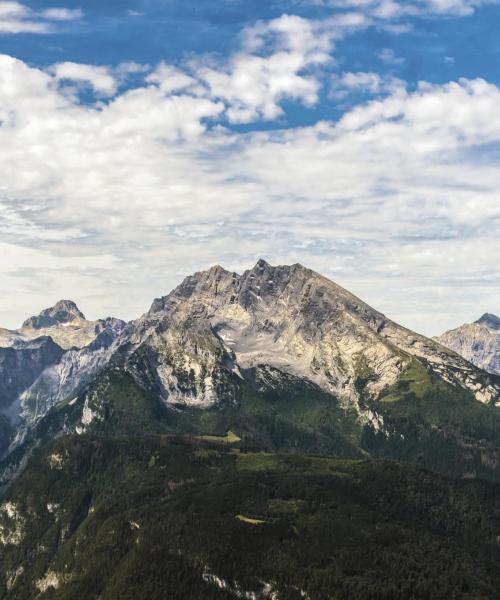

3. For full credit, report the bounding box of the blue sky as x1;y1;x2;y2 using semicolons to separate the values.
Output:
0;0;499;334
5;1;500;121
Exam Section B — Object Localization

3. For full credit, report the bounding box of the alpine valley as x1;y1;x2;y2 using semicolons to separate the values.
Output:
1;261;500;600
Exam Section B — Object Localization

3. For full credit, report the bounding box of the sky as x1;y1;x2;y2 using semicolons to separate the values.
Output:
0;0;499;336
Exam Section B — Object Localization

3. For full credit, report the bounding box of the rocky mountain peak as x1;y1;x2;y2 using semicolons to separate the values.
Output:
149;260;383;326
22;300;86;330
476;313;500;331
435;314;500;376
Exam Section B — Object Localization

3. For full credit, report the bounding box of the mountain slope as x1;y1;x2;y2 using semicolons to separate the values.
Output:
2;261;500;484
131;260;499;409
2;434;500;599
435;313;500;376
0;302;126;430
0;300;123;351
2;264;500;598
0;338;64;414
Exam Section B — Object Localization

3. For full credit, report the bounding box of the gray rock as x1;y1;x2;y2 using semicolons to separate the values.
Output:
435;313;500;376
22;300;85;330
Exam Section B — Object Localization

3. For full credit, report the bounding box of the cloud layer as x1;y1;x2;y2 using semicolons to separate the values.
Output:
0;10;498;335
0;1;82;34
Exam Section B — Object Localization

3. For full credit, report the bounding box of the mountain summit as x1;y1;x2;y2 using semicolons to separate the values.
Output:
1;260;500;485
436;313;500;375
476;313;500;331
142;260;498;408
22;300;86;330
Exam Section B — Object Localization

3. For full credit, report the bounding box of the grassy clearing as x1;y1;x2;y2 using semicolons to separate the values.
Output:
235;451;360;476
380;359;433;403
235;452;283;472
196;430;241;444
235;514;269;525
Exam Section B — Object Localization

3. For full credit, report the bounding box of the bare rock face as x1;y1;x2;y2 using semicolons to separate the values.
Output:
2;263;499;436
140;260;499;409
22;300;85;330
0;301;125;352
0;338;64;416
0;303;126;426
435;314;500;376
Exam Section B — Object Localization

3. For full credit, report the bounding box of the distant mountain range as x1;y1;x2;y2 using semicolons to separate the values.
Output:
1;261;500;599
435;313;500;376
0;260;499;482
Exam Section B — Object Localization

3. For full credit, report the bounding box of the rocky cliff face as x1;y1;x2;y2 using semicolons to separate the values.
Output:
1;262;499;438
0;338;64;416
0;303;126;428
0;301;124;351
19;320;127;424
136;260;499;409
435;313;500;376
2;261;500;485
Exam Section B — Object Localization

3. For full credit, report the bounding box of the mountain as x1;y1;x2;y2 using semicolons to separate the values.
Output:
2;260;500;486
21;300;85;331
0;300;124;351
2;262;500;598
0;302;126;445
2;435;500;599
137;260;498;407
435;313;500;376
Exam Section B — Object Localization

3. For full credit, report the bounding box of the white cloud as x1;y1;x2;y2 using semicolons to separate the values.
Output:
193;15;333;123
0;12;499;334
146;63;200;95
331;71;405;98
40;8;83;21
51;62;118;96
0;1;82;34
296;0;498;18
377;48;404;65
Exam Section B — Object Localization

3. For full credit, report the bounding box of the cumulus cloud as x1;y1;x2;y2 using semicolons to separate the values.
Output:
187;15;333;123
51;62;118;96
0;1;82;34
144;13;371;124
0;9;499;334
296;0;499;19
1;48;499;334
146;63;200;95
330;71;405;98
